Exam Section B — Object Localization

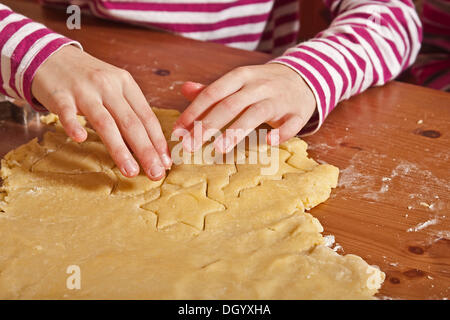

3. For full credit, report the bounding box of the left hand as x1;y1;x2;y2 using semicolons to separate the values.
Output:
172;63;317;153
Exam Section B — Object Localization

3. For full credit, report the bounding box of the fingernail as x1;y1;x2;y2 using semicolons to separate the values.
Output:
149;164;164;178
172;127;186;138
123;159;139;176
73;128;85;140
189;82;204;89
161;154;172;168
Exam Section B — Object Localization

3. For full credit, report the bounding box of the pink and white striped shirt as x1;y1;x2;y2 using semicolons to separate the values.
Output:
0;0;422;134
409;0;450;91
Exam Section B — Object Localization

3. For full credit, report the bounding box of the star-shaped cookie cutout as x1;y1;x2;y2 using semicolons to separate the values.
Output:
141;181;225;230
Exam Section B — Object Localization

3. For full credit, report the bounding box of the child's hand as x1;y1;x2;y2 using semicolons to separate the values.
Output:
173;63;316;153
31;45;171;180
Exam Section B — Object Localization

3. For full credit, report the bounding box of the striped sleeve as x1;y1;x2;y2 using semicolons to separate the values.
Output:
409;0;450;91
0;3;82;111
270;0;423;135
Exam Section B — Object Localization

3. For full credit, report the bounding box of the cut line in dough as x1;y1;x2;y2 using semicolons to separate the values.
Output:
0;108;384;299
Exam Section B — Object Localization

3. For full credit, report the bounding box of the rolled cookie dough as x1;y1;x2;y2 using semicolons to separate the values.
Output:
0;108;384;299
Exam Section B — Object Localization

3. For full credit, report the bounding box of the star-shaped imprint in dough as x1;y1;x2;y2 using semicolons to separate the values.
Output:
141;181;225;230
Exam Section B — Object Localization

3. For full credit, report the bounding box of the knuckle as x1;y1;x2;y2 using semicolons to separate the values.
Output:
90;70;113;89
220;98;234;110
253;102;272;117
219;98;239;114
120;113;139;131
143;118;159;133
257;81;272;93
202;85;220;100
152;137;168;151
110;147;127;162
49;93;70;109
118;69;133;82
91;114;110;131
233;66;251;78
138;146;158;167
142;109;158;124
54;101;72;112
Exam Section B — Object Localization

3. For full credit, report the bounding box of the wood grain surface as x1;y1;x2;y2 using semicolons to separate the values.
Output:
1;0;449;300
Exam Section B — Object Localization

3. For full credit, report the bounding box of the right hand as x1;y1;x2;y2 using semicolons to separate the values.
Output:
31;45;171;181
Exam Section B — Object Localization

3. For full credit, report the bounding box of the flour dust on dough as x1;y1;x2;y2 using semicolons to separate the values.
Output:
0;108;384;299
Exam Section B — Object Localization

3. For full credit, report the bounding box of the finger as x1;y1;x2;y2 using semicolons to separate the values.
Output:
214;99;273;154
173;67;250;134
58;109;87;143
103;95;165;181
181;81;205;102
78;101;140;178
267;114;305;146
123;80;172;169
50;95;87;143
186;85;263;152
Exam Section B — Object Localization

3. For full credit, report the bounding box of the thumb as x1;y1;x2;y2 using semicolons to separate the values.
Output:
181;81;205;101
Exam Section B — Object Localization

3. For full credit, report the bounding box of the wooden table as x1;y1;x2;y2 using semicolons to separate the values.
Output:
2;0;449;300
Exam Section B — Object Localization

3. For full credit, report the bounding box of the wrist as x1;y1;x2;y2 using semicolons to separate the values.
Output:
31;44;82;104
267;62;317;121
267;59;323;135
